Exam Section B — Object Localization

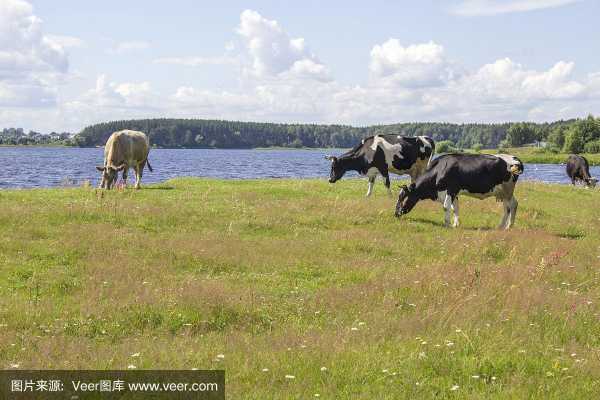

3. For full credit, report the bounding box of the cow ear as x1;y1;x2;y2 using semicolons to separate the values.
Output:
409;183;416;191
96;166;105;172
324;155;336;162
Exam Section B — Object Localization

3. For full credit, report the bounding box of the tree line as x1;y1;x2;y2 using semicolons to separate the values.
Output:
4;115;600;152
0;128;71;145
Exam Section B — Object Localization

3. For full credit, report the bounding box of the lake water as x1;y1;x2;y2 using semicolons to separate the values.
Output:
0;147;593;189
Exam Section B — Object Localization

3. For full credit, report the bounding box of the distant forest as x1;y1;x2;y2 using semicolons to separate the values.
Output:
5;115;600;153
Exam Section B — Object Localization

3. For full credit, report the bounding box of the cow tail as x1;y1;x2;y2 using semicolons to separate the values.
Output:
146;159;153;172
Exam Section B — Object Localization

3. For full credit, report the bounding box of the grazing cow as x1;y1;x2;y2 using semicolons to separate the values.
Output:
326;135;435;196
566;154;597;187
394;153;524;229
96;130;153;189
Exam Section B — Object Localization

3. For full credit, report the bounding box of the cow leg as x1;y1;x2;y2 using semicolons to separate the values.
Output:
499;196;518;229
498;199;510;229
366;175;376;197
443;193;452;227
506;197;518;229
451;197;460;228
134;163;142;189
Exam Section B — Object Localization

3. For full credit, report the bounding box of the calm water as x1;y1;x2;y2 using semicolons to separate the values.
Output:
0;147;593;189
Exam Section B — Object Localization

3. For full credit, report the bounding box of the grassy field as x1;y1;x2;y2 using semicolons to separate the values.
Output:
486;147;600;165
1;178;600;398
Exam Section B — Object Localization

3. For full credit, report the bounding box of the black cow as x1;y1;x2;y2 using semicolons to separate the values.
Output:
326;135;435;196
566;154;597;187
395;153;524;229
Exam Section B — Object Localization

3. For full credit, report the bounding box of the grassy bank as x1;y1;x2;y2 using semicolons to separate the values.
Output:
1;178;600;398
486;147;600;165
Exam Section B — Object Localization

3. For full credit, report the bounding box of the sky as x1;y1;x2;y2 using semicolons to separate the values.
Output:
1;0;600;133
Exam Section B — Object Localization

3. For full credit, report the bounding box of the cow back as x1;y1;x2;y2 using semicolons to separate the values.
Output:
105;130;150;167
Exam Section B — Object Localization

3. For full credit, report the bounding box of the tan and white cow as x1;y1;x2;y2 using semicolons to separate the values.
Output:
96;130;153;189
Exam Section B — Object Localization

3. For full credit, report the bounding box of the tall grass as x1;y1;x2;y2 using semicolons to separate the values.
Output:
1;178;599;398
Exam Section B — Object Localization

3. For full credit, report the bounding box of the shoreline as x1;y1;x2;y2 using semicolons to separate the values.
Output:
0;177;593;192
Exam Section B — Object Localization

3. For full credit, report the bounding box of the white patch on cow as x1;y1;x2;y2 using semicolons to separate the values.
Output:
417;136;431;153
495;154;522;175
366;181;375;197
442;193;453;227
370;135;404;165
417;136;431;148
451;197;460;227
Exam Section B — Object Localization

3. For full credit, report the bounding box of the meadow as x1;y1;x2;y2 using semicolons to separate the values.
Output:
1;178;599;398
487;147;600;166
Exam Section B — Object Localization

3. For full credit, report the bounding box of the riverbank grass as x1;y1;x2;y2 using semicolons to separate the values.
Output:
486;146;600;165
1;178;600;398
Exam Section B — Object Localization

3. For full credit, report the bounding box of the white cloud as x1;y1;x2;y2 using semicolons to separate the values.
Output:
461;58;585;102
108;40;150;54
369;39;455;88
0;0;69;107
46;34;85;49
0;80;57;107
80;74;154;109
171;86;255;113
236;9;330;81
120;15;600;127
586;72;600;96
153;56;237;67
451;0;581;16
8;7;600;133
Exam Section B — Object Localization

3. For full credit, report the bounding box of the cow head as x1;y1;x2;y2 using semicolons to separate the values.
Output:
96;163;126;189
586;177;598;188
325;155;344;183
395;183;418;217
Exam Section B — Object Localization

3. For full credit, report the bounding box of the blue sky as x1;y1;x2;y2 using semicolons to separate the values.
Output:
2;0;600;132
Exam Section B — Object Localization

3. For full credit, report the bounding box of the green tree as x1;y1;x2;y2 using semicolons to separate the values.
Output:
547;125;567;148
563;126;585;153
436;140;455;153
563;116;600;153
506;123;537;146
584;140;600;154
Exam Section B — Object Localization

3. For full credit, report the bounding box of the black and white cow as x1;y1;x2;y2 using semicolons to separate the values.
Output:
394;153;524;229
566;154;597;188
326;135;435;196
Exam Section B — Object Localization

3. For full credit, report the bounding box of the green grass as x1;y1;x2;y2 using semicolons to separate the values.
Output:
1;178;600;398
484;147;600;165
